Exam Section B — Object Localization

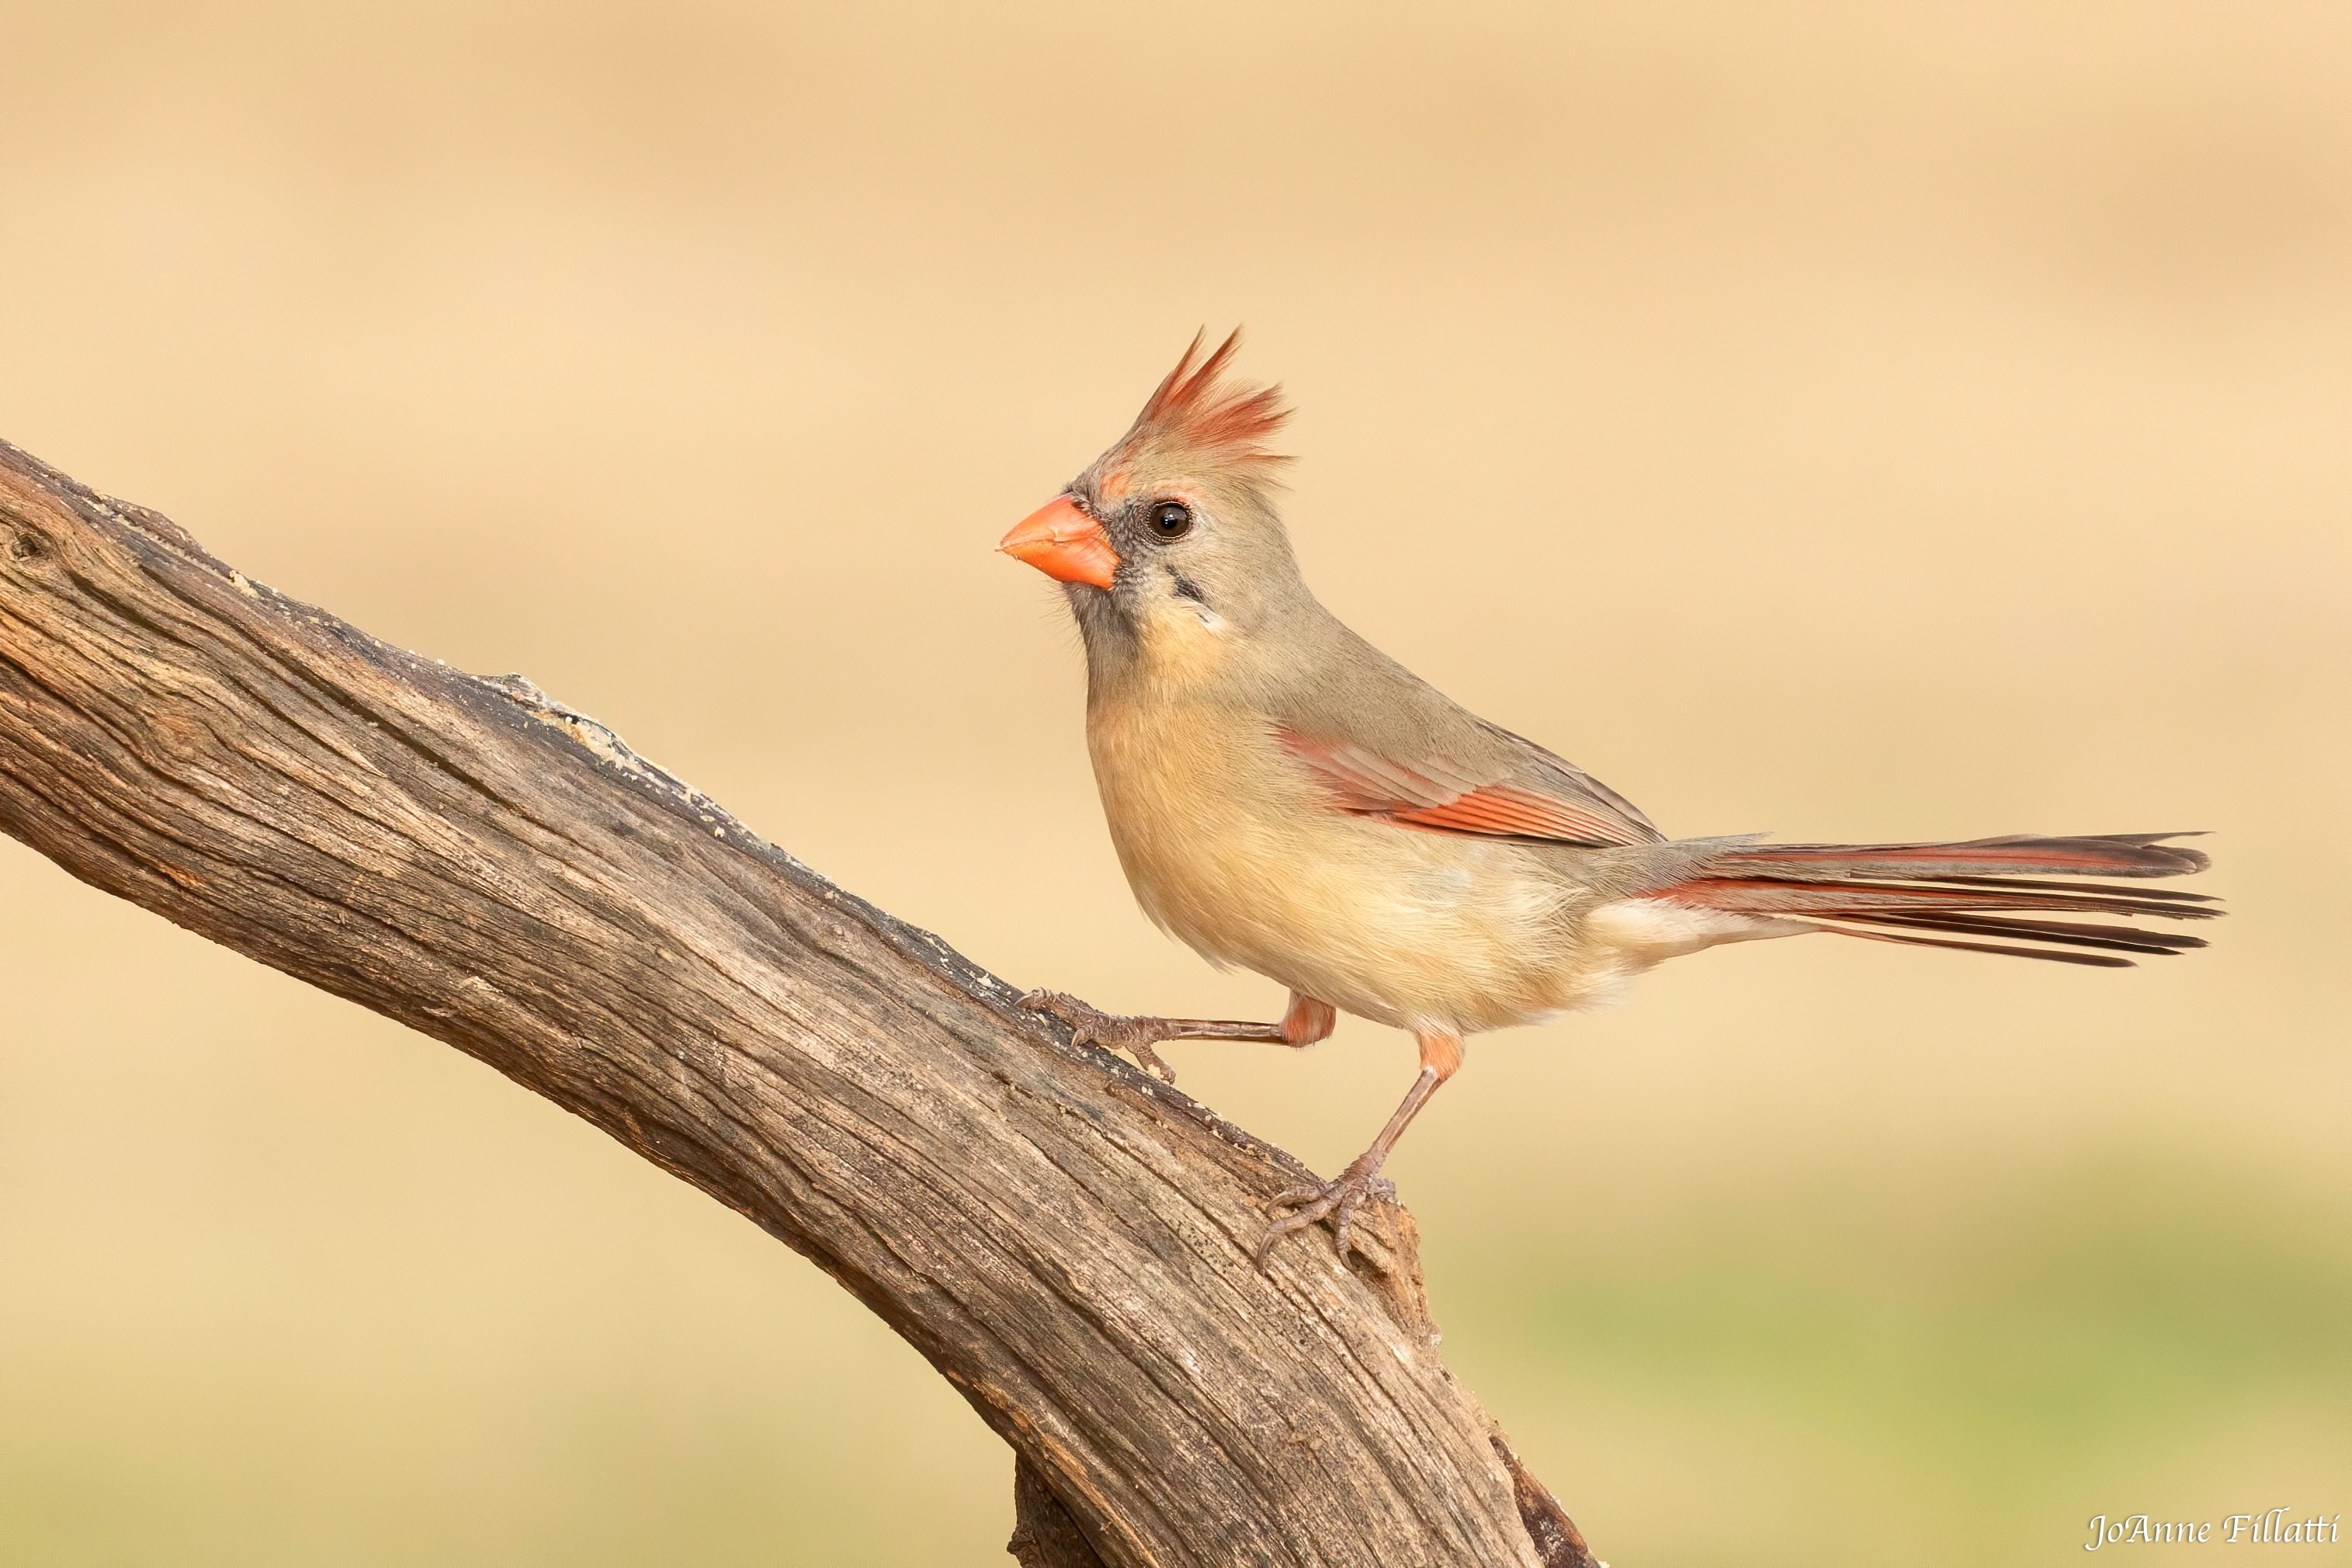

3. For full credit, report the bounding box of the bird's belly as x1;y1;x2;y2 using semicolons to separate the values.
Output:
1096;776;1593;1034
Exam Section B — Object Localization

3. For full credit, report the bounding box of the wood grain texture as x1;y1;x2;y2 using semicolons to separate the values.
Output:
0;436;1597;1568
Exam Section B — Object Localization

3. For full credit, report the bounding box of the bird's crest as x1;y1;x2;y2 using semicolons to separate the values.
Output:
1110;329;1292;487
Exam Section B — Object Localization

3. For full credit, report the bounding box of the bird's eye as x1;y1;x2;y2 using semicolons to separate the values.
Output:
1150;501;1193;539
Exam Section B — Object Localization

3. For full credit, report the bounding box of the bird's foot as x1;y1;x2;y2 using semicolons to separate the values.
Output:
1016;990;1184;1083
1254;1157;1399;1269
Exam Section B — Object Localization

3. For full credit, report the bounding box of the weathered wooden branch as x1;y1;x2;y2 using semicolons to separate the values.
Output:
0;437;1597;1568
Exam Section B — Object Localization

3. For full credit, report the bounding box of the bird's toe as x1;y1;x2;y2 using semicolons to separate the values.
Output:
1016;988;1084;1023
1254;1168;1397;1269
1016;990;1181;1082
1265;1181;1333;1215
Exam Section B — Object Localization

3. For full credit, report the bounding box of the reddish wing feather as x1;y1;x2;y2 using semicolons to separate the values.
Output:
1390;788;1633;844
1278;729;1651;847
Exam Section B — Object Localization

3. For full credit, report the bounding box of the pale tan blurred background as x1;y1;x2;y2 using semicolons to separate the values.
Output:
1;2;2347;1563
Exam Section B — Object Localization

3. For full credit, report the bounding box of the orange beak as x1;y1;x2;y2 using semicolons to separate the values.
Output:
997;496;1119;590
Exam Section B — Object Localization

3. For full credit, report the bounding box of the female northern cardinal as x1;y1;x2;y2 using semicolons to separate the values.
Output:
999;331;2215;1265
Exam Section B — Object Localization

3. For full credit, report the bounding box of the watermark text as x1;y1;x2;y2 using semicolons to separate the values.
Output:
2085;1510;2341;1549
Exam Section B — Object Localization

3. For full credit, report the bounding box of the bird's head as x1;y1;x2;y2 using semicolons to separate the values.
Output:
999;331;1311;682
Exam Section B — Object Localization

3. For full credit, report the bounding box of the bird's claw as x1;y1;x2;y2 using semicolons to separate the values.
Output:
1016;989;1180;1083
1254;1161;1399;1269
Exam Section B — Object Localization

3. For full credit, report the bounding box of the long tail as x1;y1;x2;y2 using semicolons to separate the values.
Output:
1649;833;2219;967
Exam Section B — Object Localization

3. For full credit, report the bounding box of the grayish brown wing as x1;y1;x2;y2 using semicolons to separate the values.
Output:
1263;615;1663;848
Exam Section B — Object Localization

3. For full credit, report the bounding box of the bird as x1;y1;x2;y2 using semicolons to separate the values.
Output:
997;331;2218;1268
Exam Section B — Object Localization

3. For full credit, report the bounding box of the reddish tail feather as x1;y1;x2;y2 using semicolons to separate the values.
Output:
1652;833;2218;967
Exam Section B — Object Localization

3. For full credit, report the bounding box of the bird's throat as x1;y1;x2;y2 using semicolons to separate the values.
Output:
1130;601;1234;692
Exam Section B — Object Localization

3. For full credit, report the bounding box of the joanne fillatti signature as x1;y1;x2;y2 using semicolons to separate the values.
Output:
2086;1509;2341;1549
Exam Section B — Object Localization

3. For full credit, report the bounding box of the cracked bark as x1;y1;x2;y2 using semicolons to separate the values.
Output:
0;436;1599;1568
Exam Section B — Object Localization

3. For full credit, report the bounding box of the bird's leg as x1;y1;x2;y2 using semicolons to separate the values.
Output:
1018;989;1334;1084
1255;1029;1463;1269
